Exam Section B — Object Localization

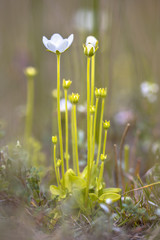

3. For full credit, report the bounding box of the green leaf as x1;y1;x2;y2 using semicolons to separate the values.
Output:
50;185;66;198
103;188;122;194
99;193;121;203
72;189;86;211
89;193;98;202
70;175;86;190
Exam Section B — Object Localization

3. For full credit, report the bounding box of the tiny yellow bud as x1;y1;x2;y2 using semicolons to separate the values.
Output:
90;105;95;114
24;66;37;78
52;136;57;144
100;154;107;161
69;93;80;104
103;120;110;130
57;159;62;167
100;88;107;98
63;79;72;89
83;43;95;57
95;88;101;98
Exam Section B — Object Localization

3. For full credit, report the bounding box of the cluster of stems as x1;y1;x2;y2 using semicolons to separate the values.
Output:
50;38;110;205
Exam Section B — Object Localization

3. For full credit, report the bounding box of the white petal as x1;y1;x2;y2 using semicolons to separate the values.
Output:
67;34;74;48
51;33;63;44
86;35;98;47
46;41;56;53
42;36;49;48
57;39;68;53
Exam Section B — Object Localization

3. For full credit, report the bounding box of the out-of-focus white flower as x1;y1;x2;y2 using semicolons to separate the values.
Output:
60;98;72;112
77;104;87;113
16;140;21;148
140;81;159;103
114;110;134;125
74;9;94;31
152;142;160;154
42;33;74;54
100;203;110;213
106;198;112;205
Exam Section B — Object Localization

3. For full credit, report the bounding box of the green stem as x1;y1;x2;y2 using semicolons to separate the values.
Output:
96;98;105;166
98;162;104;192
91;98;99;166
73;104;79;175
91;55;95;105
103;130;107;155
25;76;34;142
71;106;76;172
90;114;93;164
64;89;69;170
85;57;91;205
53;144;59;186
56;54;64;185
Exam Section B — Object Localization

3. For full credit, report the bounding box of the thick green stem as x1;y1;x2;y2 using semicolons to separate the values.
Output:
91;55;95;106
73;104;79;175
56;54;64;185
64;89;69;170
25;77;34;142
103;130;107;155
71;106;76;172
96;98;105;166
91;98;99;166
85;57;91;205
53;144;59;186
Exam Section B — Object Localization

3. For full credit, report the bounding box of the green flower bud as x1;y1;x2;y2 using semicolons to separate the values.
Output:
57;159;62;167
63;79;72;89
52;136;57;144
90;105;95;114
95;88;101;98
69;93;80;104
100;154;107;161
103;120;110;130
83;43;95;57
100;88;107;98
24;66;37;78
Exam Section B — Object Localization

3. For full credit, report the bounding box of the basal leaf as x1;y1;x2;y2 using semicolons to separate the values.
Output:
99;192;121;203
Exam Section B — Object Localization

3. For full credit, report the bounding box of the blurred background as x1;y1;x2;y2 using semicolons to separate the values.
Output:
0;0;160;173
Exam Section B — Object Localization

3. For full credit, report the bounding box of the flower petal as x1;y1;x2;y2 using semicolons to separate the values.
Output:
51;33;63;44
47;41;56;53
67;34;74;48
57;39;68;53
42;36;49;48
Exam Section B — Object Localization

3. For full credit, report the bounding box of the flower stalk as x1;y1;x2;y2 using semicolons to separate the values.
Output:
85;57;91;205
52;136;59;186
56;54;65;185
24;67;37;143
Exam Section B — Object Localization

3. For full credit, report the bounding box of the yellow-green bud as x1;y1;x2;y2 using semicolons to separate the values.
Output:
100;154;107;161
100;88;107;98
52;136;57;144
95;88;101;98
63;79;72;89
24;66;37;78
83;43;95;57
57;159;62;167
90;105;95;114
103;120;110;130
69;93;80;104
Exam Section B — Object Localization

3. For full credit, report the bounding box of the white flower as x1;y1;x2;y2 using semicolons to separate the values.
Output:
42;33;74;54
60;98;72;112
86;36;98;48
140;81;159;103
